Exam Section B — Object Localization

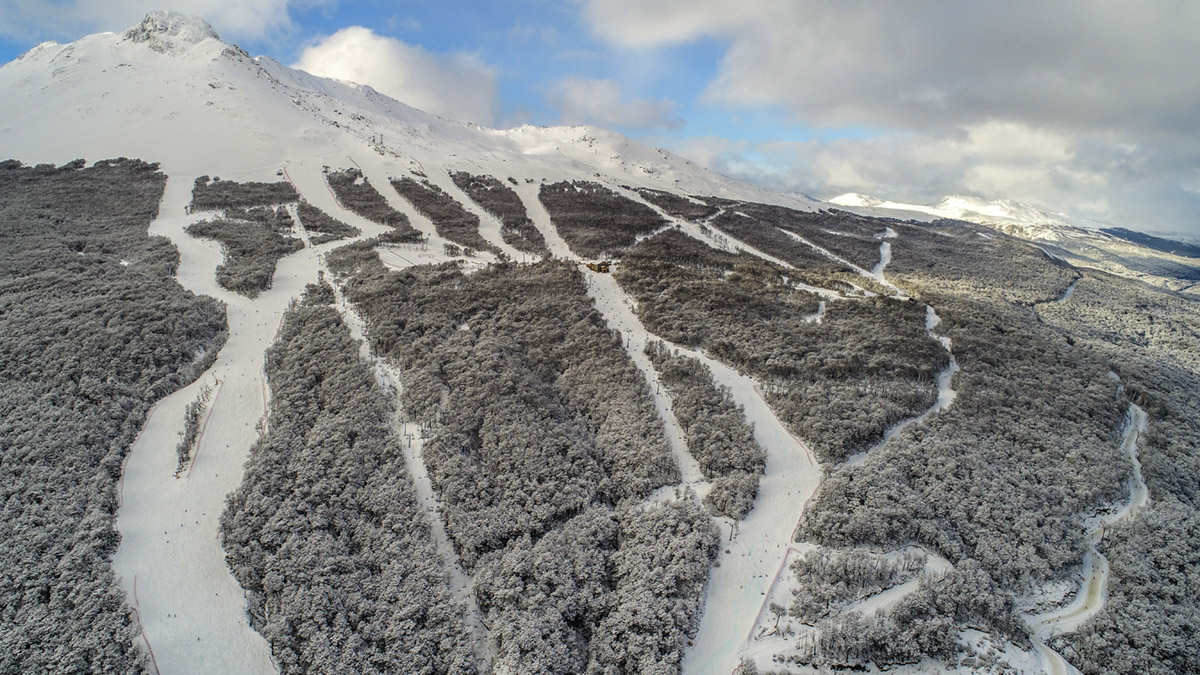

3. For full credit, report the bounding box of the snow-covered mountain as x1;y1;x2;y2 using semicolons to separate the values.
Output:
0;10;808;209
3;12;1199;675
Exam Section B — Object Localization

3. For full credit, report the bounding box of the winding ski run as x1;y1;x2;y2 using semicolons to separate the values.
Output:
1026;404;1149;675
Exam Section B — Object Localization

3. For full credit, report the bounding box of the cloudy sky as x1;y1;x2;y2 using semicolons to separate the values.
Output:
2;0;1198;238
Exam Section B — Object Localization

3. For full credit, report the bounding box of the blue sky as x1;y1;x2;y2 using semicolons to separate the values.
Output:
2;1;1198;238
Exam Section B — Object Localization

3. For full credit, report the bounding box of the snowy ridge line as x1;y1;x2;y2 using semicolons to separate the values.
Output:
1026;403;1149;675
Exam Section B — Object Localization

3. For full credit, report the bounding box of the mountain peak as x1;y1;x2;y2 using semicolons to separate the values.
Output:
121;10;220;54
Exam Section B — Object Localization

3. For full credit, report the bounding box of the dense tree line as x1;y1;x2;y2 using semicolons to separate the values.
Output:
792;222;1132;665
795;561;1020;668
1036;270;1200;674
391;175;498;254
174;382;212;476
0;158;227;673
326;246;713;671
786;548;925;624
645;341;765;518
633;187;719;222
538;180;666;258
325;167;422;241
710;200;892;271
617;229;945;463
450;171;547;254
296;200;358;244
691;199;889;293
186;209;304;297
221;284;473;674
189;175;298;211
586;500;717;674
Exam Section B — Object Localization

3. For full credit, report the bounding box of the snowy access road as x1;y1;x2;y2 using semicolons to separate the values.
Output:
843;305;960;467
1026;404;1148;675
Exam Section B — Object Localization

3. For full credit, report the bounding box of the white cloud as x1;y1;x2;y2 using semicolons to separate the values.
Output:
585;0;1200;237
0;0;314;44
293;26;498;125
547;77;682;130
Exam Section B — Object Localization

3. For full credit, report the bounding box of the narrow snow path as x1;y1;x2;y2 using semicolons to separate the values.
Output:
871;240;892;281
779;228;906;298
591;275;824;674
585;272;709;495
513;180;577;260
113;172;313;675
804;300;827;324
1056;278;1080;304
613;187;845;300
843;304;959;468
515;181;707;492
1026;404;1148;674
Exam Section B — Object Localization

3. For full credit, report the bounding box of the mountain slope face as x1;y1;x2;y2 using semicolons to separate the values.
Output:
2;12;1198;675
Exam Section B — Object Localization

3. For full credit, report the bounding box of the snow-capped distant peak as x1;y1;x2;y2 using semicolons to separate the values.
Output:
122;10;220;55
828;191;1085;241
827;193;884;208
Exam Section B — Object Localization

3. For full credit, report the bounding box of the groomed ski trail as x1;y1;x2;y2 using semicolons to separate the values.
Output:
113;171;301;675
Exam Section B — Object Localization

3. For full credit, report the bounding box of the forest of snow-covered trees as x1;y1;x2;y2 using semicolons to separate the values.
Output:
324;241;717;672
616;228;946;464
0;159;227;673
790;221;1133;667
391;175;498;254
1035;270;1200;675
450;172;547;255
325;167;423;241
4;153;1197;675
539;180;666;258
221;284;473;673
644;341;765;519
186;205;303;296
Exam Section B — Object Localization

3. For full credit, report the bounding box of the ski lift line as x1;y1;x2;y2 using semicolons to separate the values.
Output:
130;575;163;675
